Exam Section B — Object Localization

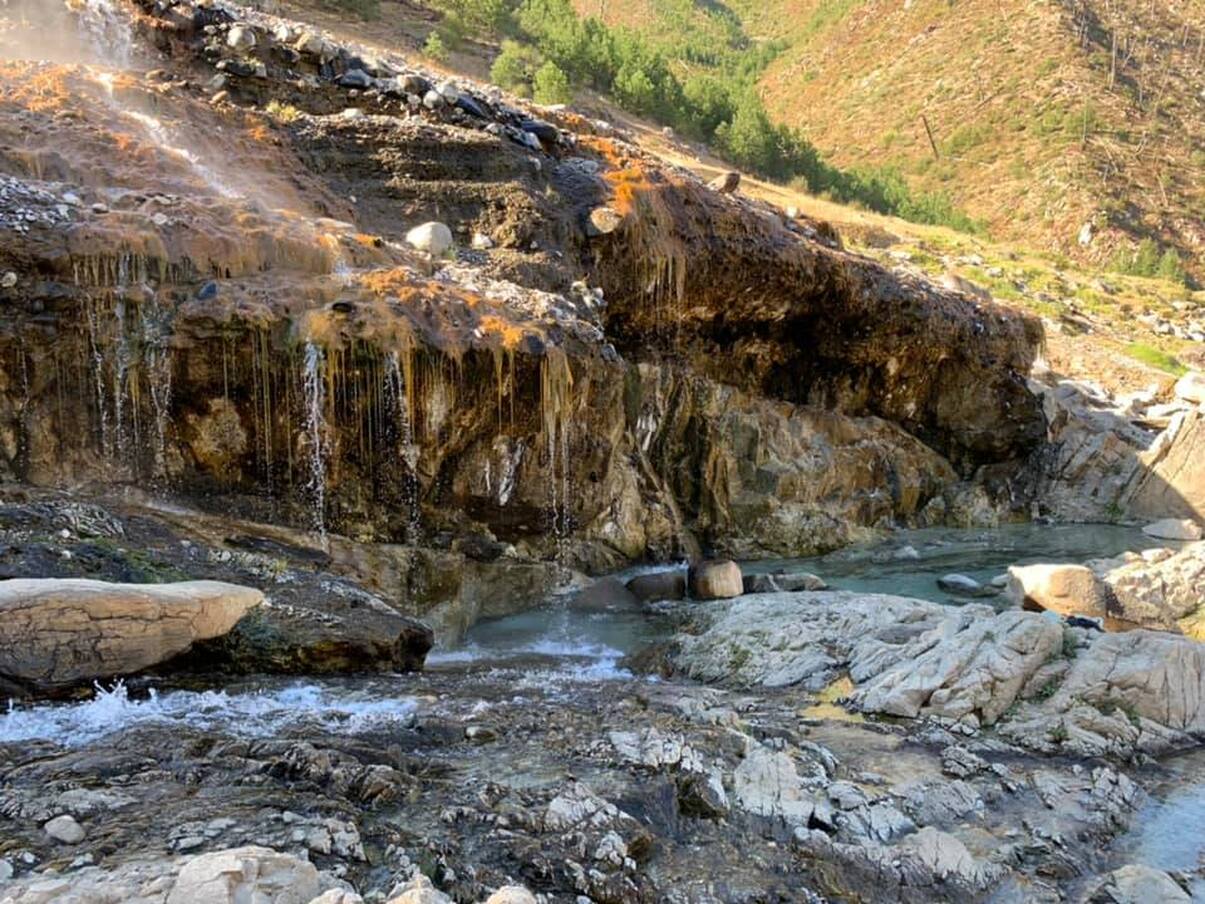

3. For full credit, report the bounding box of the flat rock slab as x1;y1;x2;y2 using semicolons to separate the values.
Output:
0;578;263;686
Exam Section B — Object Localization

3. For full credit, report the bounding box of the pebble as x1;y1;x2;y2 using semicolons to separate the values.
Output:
44;815;86;845
1;271;16;288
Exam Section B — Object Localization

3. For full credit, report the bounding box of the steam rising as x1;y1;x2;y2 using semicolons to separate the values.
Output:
0;0;132;65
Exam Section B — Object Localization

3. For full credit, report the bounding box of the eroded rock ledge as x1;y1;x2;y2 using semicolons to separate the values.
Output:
0;0;1045;571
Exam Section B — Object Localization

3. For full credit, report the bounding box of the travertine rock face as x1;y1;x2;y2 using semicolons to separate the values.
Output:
0;578;261;686
0;2;1044;571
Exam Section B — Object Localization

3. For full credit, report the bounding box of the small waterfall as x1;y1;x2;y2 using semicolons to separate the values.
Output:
85;302;113;458
303;341;329;539
69;0;134;66
142;298;174;480
111;298;131;459
540;351;574;573
384;351;421;544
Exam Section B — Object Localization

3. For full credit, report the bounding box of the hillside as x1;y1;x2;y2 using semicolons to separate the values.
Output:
569;0;1203;276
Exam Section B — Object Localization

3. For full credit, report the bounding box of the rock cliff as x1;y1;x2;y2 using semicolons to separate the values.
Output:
0;0;1045;578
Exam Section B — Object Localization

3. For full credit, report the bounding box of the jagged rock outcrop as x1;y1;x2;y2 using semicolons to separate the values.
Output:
673;591;1205;754
1021;376;1205;524
0;578;261;687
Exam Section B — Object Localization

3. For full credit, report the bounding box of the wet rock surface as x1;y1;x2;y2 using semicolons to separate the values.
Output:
0;0;1044;577
1;635;1192;904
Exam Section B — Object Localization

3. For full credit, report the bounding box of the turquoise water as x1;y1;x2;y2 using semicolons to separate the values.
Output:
1112;750;1205;896
439;524;1171;666
745;523;1172;606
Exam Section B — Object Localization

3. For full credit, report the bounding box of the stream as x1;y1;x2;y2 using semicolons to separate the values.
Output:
3;523;1202;886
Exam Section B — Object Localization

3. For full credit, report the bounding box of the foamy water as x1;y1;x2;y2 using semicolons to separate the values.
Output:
427;636;631;680
0;681;418;748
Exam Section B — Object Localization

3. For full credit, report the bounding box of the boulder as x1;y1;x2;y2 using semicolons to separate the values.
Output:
708;171;740;194
1105;541;1205;638
572;576;640;612
1004;564;1109;618
1087;865;1191;903
44;814;85;844
387;874;452;904
937;574;990;597
688;560;743;600
226;25;257;51
183;581;433;675
484;889;537;904
167;846;319;904
1173;370;1205;406
404;221;454;256
626;571;686;603
309;892;364;904
1141;517;1203;541
0;579;262;686
586;206;623;236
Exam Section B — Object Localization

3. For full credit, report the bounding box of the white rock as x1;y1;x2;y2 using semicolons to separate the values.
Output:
1173;371;1205;406
386;873;453;904
405;222;454;256
44;815;85;844
1005;563;1109;618
1141;517;1203;541
470;232;494;250
1;271;16;288
308;891;364;904
227;25;257;51
168;846;320;904
484;888;538;904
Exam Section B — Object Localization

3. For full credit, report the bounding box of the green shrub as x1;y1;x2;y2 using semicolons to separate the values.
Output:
1156;249;1187;285
532;60;572;104
491;39;542;96
424;30;450;61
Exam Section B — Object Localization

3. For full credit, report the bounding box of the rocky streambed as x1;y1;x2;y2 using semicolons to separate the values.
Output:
0;0;1204;902
2;502;1205;903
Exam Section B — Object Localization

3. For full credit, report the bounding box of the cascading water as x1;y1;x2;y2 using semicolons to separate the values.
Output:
142;298;175;480
303;341;329;539
384;351;421;544
540;351;574;574
75;0;134;66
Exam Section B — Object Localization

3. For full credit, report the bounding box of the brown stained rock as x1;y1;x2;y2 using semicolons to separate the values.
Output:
0;578;262;686
688;560;743;600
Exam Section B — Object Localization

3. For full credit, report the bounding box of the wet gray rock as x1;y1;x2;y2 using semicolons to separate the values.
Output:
44;815;86;845
626;571;685;602
742;571;827;594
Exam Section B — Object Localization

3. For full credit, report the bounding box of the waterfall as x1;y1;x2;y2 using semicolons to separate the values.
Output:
384;351;421;544
111;298;131;459
75;0;134;66
142;299;174;480
303;342;329;539
540;352;574;573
